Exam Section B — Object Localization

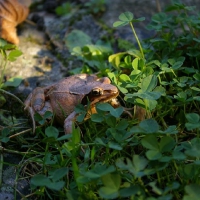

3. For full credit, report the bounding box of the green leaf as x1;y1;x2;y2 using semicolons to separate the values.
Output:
44;153;57;165
141;75;157;92
1;137;10;143
153;86;166;96
96;103;114;111
51;167;69;182
144;99;157;111
185;138;200;158
72;126;81;145
98;165;116;176
185;123;200;131
164;182;180;193
95;137;106;146
132;17;145;22
2;77;23;88
110;107;123;118
76;112;86;122
55;2;71;16
132;57;139;69
84;171;101;179
159;136;176;153
31;174;50;186
172;150;186;160
113;21;129;27
1;127;10;137
185;113;200;123
119;74;131;82
119;185;142;197
116;119;129;130
99;186;119;199
91;113;104;122
146;150;162;160
108;142;122;150
65;30;92;51
137;91;161;100
141;135;159;150
34;113;44;124
180;164;200;179
99;173;121;199
160;125;178;134
96;103;123;118
0;38;8;47
108;52;126;68
102;173;121;189
185;113;200;130
43;111;53;119
86;164;116;178
171;61;183;70
190;87;200;92
183;184;200;200
116;156;147;178
46;181;65;191
132;155;149;172
57;134;72;141
127;49;142;58
139;119;159;133
119;11;133;22
7;49;22;61
149;182;163;195
45;126;59;139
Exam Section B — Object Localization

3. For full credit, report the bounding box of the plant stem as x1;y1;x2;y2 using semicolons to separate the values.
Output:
9;128;32;139
0;89;24;106
156;0;161;12
129;22;145;59
0;144;3;187
0;58;7;87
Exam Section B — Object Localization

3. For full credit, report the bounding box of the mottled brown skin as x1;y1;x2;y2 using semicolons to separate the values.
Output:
24;74;119;134
0;0;29;44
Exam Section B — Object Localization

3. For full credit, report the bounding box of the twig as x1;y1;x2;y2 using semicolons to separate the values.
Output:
25;19;37;26
9;128;32;139
0;146;30;155
156;0;161;12
0;89;24;106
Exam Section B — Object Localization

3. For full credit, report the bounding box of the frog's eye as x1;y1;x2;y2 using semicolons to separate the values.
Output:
91;88;103;95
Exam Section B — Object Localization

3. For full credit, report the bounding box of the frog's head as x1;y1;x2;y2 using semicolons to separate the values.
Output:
80;76;119;106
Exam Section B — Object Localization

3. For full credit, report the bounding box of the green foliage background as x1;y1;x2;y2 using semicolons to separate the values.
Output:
2;0;200;199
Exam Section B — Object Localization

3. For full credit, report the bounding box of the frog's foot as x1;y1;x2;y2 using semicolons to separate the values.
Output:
64;111;77;134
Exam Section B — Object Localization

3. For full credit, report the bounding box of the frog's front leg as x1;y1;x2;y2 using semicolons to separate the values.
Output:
24;87;46;111
31;87;46;111
64;111;77;134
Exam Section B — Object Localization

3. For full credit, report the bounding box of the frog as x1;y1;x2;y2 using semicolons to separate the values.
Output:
24;74;119;134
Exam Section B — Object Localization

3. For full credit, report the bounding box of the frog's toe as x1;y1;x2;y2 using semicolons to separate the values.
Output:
64;122;72;134
27;106;36;134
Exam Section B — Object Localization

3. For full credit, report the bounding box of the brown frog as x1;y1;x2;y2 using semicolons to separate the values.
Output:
24;74;119;134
